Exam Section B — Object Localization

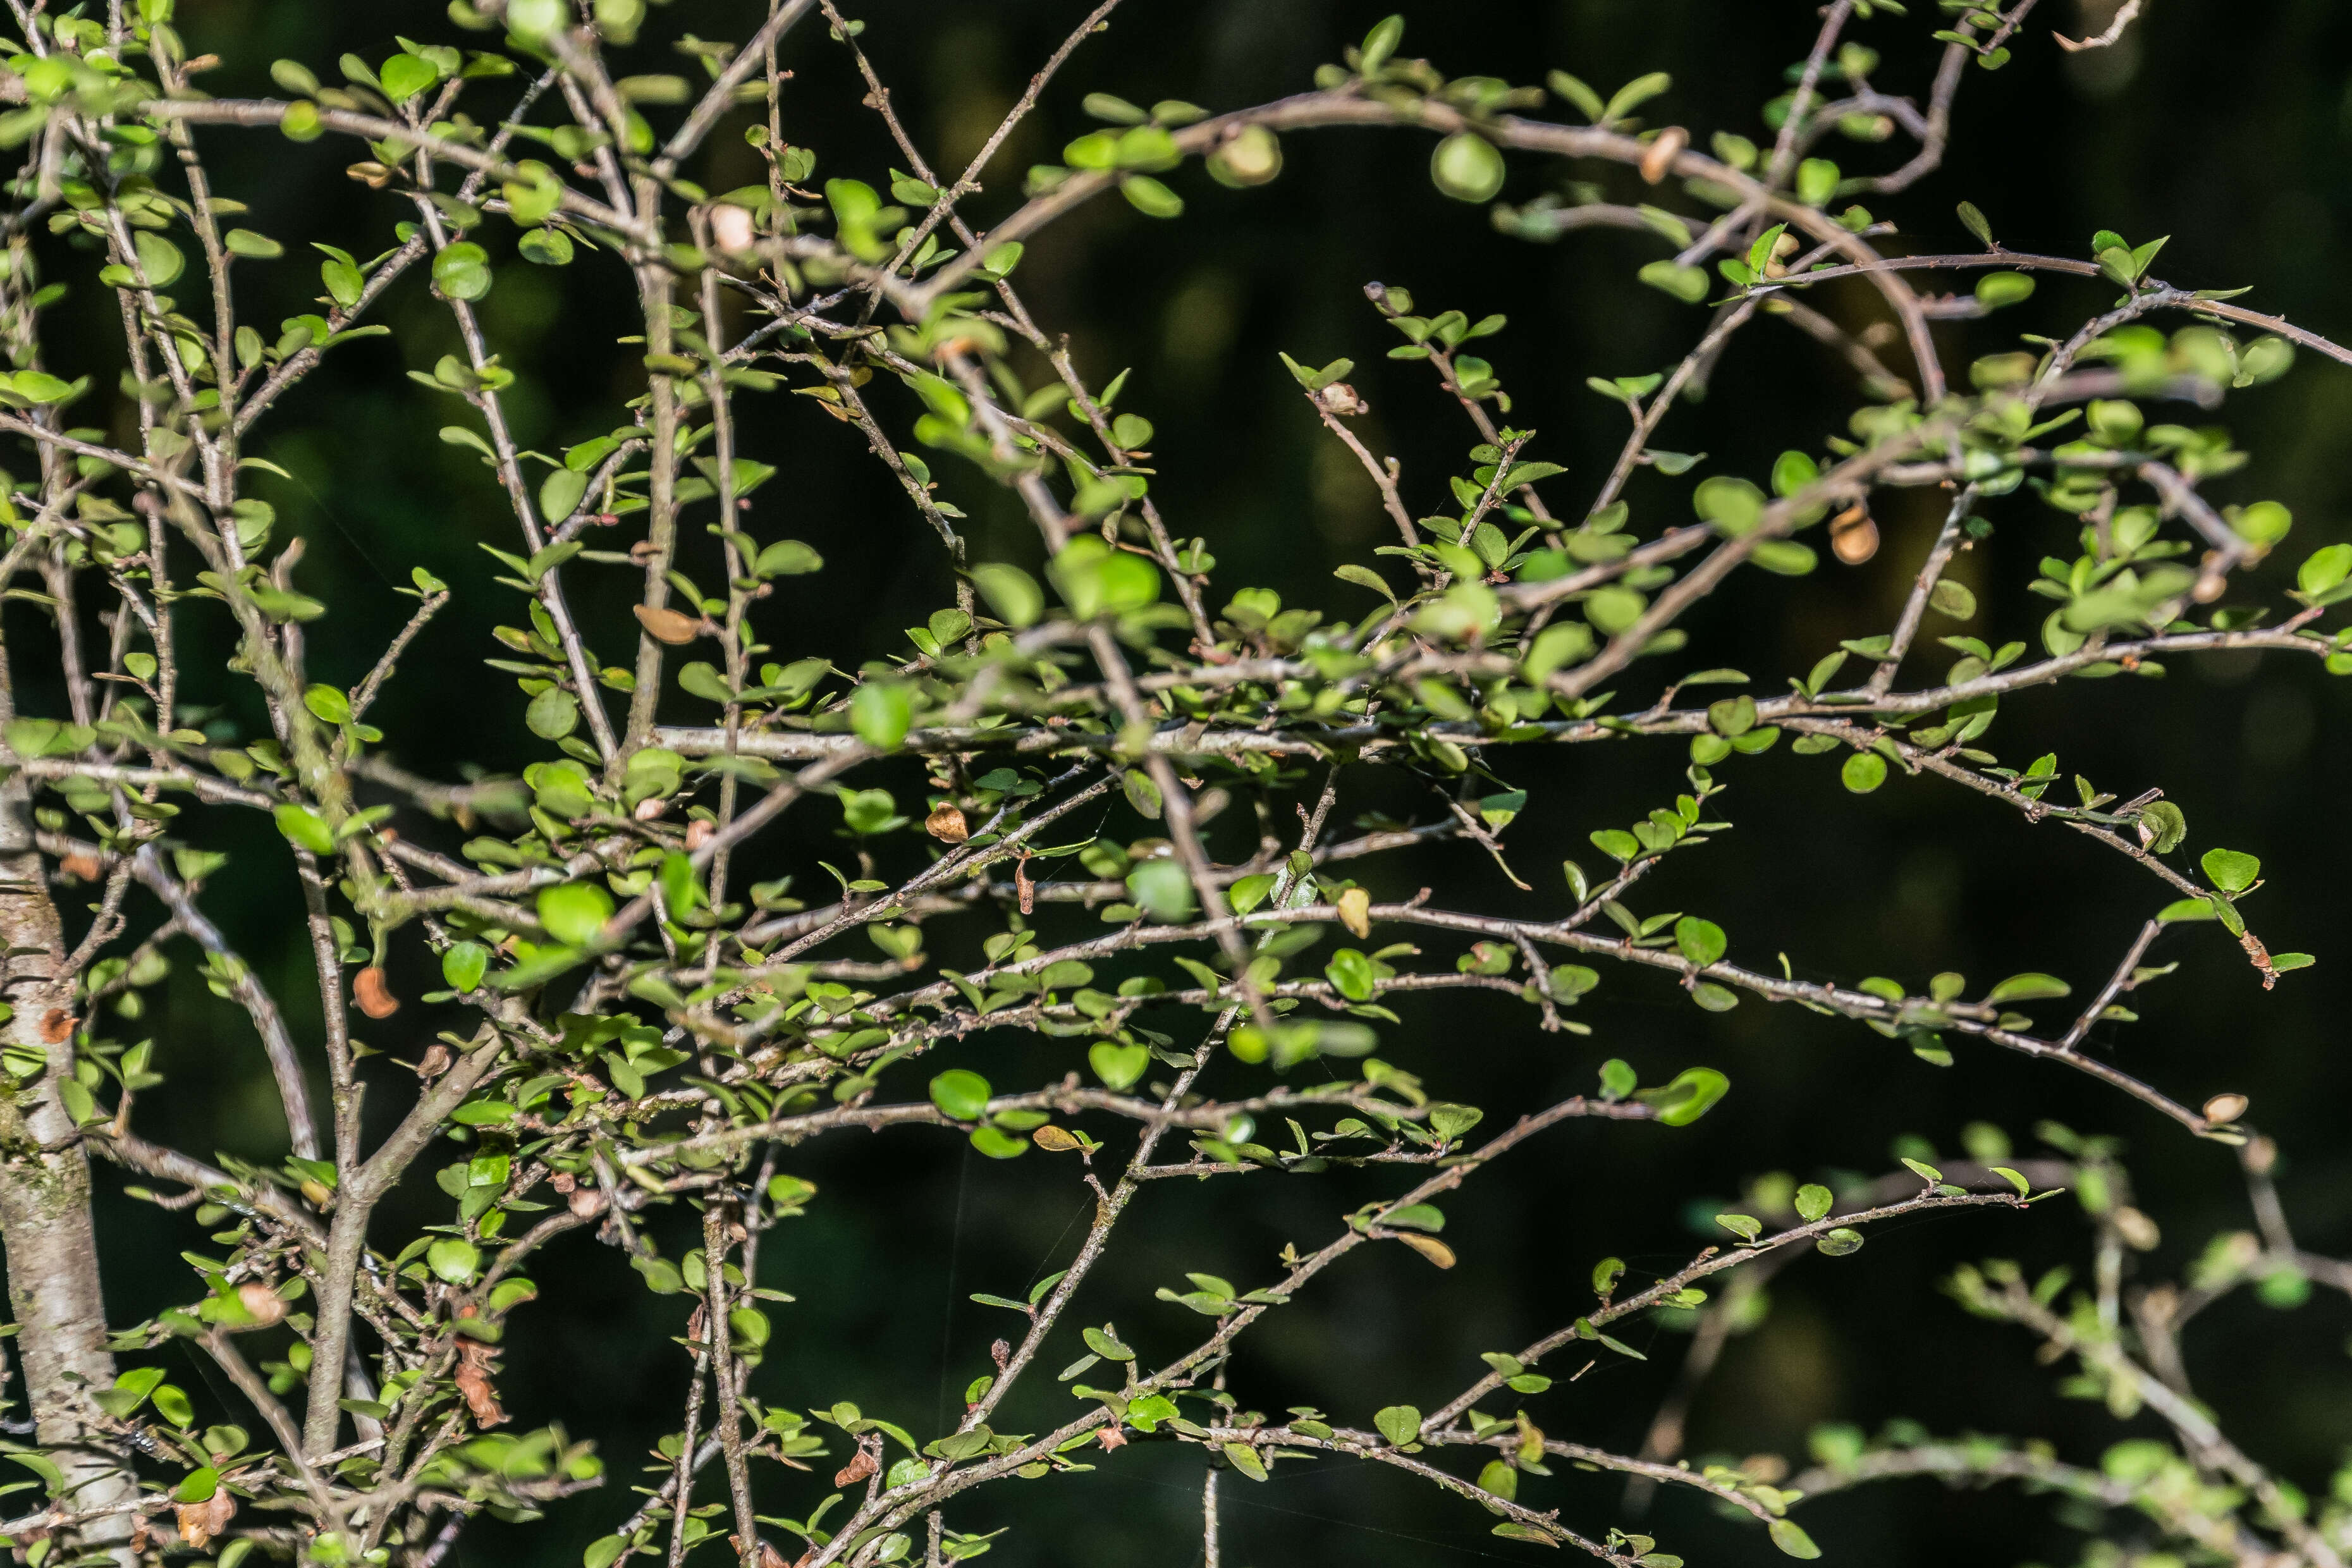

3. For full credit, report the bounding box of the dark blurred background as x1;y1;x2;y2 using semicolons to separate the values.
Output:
23;0;2352;1564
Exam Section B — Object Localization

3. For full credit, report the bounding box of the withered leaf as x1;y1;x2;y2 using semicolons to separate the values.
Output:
176;1490;235;1548
455;1340;508;1426
634;604;703;644
354;965;400;1019
1396;1232;1457;1269
236;1282;288;1327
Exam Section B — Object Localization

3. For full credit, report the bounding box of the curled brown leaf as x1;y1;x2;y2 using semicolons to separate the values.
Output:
455;1340;508;1426
354;965;400;1019
1640;125;1689;183
1395;1232;1457;1269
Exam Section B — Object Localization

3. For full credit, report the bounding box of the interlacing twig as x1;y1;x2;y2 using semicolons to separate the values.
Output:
0;6;2340;1568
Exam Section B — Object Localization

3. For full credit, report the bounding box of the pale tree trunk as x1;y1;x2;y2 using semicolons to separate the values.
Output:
0;641;134;1561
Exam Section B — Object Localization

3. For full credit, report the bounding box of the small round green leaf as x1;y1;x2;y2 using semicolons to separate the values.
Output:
970;1126;1028;1159
539;467;589;524
972;563;1043;628
1125;859;1196;922
1650;1066;1729;1127
134;231;185;288
929;1069;992;1122
273;804;336;855
432;242;493;302
378;52;441;105
519;228;575;266
1120;174;1184;219
441;941;489;994
1325;948;1377;1001
536;881;615;947
1089;1042;1148;1091
1430;133;1505;202
1673;916;1727;967
427;1237;481;1283
1984;972;2070;1003
525;687;580;739
303;684;353;725
2200;847;2260;894
850;682;912;751
1841;752;1888;793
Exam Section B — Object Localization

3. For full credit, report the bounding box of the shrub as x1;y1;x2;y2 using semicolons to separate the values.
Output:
0;3;2343;1566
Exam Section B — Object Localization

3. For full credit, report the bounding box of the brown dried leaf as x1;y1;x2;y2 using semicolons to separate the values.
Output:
1336;886;1372;940
39;1008;73;1044
833;1447;878;1488
925;804;970;843
1031;1125;1082;1152
2202;1093;2248;1125
1395;1232;1457;1269
634;604;704;644
354;965;400;1019
2240;927;2278;989
1829;505;1878;565
1015;853;1035;916
709;204;756;254
176;1490;233;1550
455;1341;508;1426
1640;125;1689;184
1313;381;1367;417
727;1536;790;1568
236;1282;288;1328
59;851;102;882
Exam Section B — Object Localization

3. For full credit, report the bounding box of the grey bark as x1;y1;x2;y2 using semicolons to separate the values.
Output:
0;642;135;1562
